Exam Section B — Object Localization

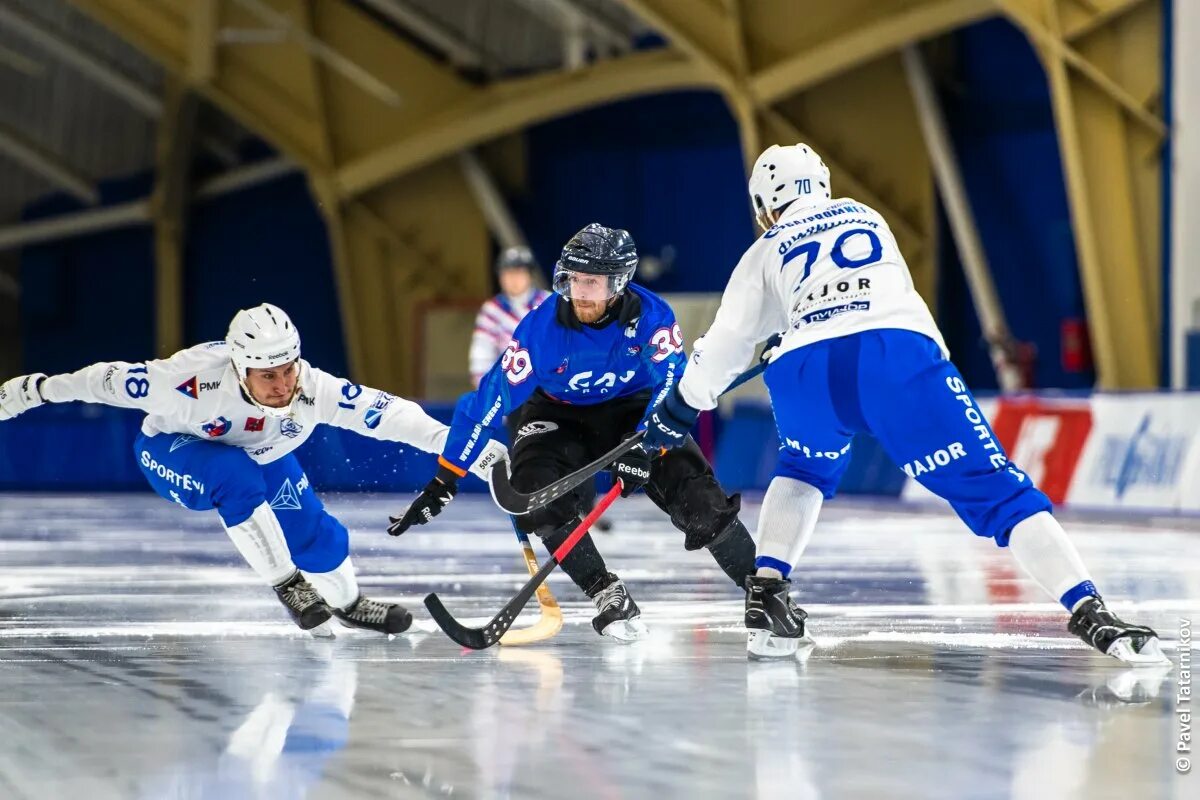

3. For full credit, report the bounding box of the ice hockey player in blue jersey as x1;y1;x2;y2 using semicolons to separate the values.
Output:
0;304;505;637
389;223;768;642
641;142;1167;663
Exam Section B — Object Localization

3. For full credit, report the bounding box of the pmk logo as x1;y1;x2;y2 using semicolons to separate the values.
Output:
176;377;220;399
176;377;199;399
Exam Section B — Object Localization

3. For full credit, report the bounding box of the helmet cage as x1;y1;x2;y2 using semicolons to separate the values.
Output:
551;265;631;301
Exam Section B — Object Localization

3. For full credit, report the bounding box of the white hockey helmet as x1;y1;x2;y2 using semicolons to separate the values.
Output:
748;143;831;232
227;303;302;417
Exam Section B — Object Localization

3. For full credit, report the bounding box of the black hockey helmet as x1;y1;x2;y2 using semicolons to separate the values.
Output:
495;245;538;274
552;223;638;300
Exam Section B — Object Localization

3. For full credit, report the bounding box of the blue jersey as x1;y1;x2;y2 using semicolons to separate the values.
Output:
440;284;685;474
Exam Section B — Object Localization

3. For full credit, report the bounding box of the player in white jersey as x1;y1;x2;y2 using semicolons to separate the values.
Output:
0;304;505;636
468;246;551;387
641;143;1165;664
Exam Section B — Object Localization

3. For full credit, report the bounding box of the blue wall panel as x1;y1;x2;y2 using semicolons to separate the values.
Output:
185;171;348;375
21;174;158;374
938;19;1093;391
513;91;756;293
18;156;348;379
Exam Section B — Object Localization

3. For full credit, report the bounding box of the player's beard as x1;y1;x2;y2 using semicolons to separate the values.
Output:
572;297;611;324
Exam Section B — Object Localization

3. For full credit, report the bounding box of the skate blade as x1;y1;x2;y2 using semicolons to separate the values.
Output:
747;630;814;661
308;621;336;640
1106;636;1171;667
600;617;649;643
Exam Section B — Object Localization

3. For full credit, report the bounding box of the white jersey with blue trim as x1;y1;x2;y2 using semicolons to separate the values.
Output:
678;196;948;411
38;342;449;465
469;289;551;385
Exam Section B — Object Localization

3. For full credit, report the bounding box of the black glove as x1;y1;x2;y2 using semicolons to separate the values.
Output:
609;443;652;497
388;468;459;536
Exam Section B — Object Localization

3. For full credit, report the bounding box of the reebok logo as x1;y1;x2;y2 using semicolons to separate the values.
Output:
615;462;650;480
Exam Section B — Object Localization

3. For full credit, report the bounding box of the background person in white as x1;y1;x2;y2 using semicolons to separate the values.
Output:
469;246;551;388
0;304;504;636
641;143;1166;664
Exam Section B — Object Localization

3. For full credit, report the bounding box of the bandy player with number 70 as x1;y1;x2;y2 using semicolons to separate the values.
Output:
389;223;776;647
640;143;1167;664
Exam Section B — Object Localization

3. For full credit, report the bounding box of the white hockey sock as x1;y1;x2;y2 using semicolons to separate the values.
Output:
755;477;823;580
222;502;297;586
1007;511;1096;610
303;557;360;610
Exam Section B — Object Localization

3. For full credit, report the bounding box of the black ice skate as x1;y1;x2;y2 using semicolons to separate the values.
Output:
590;576;648;642
273;571;333;632
1067;596;1168;665
745;575;810;660
332;595;413;635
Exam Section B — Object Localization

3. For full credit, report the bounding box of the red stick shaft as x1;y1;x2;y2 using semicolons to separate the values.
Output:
551;481;622;563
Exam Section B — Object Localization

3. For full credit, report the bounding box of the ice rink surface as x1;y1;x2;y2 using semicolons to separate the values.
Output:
0;492;1196;800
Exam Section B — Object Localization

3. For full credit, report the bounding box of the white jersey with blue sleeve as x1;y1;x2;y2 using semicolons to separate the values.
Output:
678;197;948;411
37;342;463;468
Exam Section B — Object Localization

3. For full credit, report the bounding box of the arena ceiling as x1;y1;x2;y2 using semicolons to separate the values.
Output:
0;0;1165;390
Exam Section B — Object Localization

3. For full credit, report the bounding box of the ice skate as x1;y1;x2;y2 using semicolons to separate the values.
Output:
332;595;413;635
745;575;810;660
273;570;333;632
590;577;648;642
1068;596;1168;666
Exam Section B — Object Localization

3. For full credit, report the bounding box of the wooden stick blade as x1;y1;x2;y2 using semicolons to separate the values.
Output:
500;541;563;646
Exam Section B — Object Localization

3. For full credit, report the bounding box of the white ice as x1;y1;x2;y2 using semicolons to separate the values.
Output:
0;493;1196;799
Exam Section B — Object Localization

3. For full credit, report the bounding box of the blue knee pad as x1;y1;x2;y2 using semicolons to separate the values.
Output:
260;455;349;573
135;432;265;526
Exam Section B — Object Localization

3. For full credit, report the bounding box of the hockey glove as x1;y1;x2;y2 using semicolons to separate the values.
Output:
388;466;459;536
0;374;47;420
609;444;652;497
641;384;701;452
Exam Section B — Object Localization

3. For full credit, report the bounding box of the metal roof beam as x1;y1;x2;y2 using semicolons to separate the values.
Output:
0;3;237;165
357;0;485;70
0;122;97;205
335;49;710;198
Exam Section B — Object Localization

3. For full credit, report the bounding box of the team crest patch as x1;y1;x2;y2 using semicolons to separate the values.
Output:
280;418;303;438
175;376;199;399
